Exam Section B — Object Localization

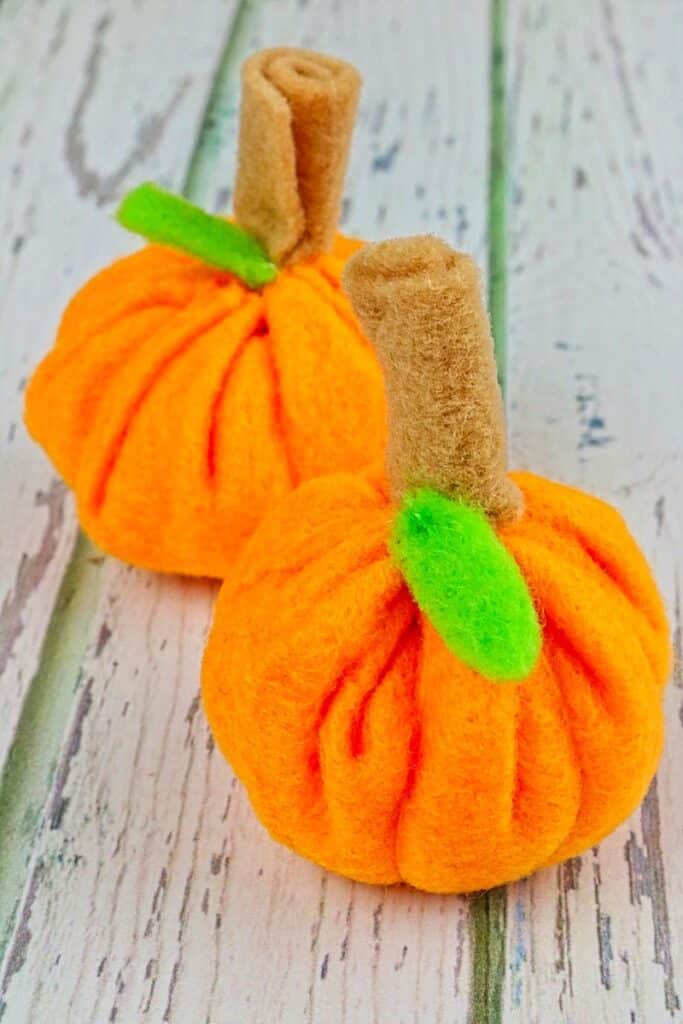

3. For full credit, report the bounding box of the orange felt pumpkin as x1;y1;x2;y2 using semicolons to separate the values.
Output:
24;49;385;577
201;237;670;893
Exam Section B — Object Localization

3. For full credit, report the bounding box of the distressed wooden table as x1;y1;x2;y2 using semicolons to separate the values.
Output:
1;1;681;1021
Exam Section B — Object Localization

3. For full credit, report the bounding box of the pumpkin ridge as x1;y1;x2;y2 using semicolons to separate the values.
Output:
261;326;299;489
46;273;245;413
205;327;262;483
537;641;586;867
312;590;419;878
538;621;662;868
507;681;524;832
289;263;362;336
498;654;584;864
550;608;655;741
86;292;260;512
33;286;189;415
390;621;423;876
270;541;392;618
26;305;178;487
512;666;586;879
508;530;663;691
226;476;388;596
519;661;585;855
509;472;667;639
51;298;182;368
562;525;664;636
535;641;591;855
348;613;420;759
316;250;348;282
226;528;391;630
316;261;346;293
53;246;230;357
547;617;629;717
310;589;410;778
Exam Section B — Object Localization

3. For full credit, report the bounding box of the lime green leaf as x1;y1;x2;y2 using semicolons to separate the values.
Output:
390;489;541;682
116;182;278;289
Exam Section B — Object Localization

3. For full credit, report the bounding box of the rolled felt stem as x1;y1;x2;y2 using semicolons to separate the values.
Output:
233;48;361;266
342;236;523;523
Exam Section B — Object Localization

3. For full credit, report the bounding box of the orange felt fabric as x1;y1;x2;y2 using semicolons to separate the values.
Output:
202;470;671;894
24;235;386;577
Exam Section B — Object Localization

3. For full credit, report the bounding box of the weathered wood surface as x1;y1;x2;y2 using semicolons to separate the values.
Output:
0;0;681;1022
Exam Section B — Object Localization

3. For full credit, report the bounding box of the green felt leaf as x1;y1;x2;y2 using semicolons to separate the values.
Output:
116;182;278;289
390;489;541;682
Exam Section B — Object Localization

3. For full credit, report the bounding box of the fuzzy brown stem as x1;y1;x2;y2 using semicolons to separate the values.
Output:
233;48;361;266
342;236;522;523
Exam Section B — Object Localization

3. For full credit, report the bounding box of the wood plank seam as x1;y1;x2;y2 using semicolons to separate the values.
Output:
468;0;509;1019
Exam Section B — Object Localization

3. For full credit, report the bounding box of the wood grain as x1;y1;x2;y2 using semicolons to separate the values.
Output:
0;0;491;1021
503;2;683;1021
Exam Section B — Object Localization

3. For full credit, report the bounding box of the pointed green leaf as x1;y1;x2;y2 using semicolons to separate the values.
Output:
116;182;278;289
390;489;541;682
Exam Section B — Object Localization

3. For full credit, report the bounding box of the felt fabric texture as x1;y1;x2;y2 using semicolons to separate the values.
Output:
201;470;671;894
116;183;277;288
233;48;361;265
24;234;386;577
342;236;522;524
391;488;541;681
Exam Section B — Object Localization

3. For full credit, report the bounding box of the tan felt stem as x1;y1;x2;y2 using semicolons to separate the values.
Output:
342;236;523;523
233;48;361;266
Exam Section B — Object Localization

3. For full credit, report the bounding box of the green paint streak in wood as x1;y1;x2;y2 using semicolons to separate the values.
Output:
183;0;259;204
0;0;261;974
468;0;510;1021
470;888;508;1024
0;535;104;963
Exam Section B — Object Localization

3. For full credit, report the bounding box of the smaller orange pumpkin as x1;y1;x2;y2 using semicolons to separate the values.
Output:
24;49;386;577
202;236;670;893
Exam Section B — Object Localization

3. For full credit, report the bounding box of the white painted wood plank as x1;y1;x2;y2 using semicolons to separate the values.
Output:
0;0;238;767
0;1;490;1020
504;3;683;1021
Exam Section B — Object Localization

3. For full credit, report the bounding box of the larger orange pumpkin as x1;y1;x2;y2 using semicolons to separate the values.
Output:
202;236;670;893
24;49;385;577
